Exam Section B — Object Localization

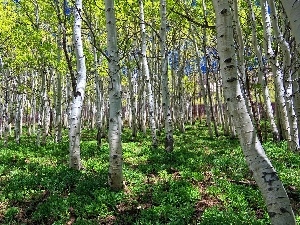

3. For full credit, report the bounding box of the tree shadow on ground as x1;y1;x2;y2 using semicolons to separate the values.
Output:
1;124;298;224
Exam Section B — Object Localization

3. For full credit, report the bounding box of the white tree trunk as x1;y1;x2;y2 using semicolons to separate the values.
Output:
292;70;300;140
93;47;103;146
15;92;22;144
41;95;50;145
247;0;279;141
160;0;173;151
279;0;300;44
68;0;87;170
267;0;299;150
105;0;123;190
260;0;290;141
127;69;137;139
213;1;296;224
30;72;36;135
139;0;158;147
36;71;45;146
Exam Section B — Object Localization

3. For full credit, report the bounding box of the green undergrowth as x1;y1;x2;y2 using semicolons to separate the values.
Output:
0;123;299;224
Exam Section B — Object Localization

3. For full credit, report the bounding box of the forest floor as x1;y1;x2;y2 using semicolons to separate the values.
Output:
0;122;299;225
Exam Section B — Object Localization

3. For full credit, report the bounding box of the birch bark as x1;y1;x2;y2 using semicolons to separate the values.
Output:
127;68;137;139
279;0;300;44
160;0;173;152
212;1;296;224
260;0;290;141
246;0;279;141
105;0;123;190
68;0;87;170
267;0;299;150
139;0;157;147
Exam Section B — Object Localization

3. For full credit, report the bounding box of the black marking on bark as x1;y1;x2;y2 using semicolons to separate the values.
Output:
226;77;237;82
112;154;118;159
292;0;299;7
262;172;279;185
75;91;81;97
220;8;227;14
220;34;224;38
224;58;232;63
227;98;230;101
280;207;290;214
268;212;276;218
226;65;234;69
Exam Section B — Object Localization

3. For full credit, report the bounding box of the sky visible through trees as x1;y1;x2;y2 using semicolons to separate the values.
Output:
0;0;299;224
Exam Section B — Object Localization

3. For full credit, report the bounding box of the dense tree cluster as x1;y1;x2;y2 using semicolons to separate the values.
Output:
0;0;299;224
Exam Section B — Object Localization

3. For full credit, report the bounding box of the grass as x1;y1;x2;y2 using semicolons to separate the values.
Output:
0;123;299;224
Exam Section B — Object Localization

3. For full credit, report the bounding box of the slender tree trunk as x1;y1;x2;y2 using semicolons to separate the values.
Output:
279;0;300;44
69;0;87;170
268;0;299;151
260;0;289;141
93;47;103;146
31;72;36;135
247;0;279;141
105;0;123;190
160;0;173;152
36;70;45;147
15;78;23;145
55;26;63;143
139;0;157;147
192;38;213;138
127;69;137;139
212;1;296;224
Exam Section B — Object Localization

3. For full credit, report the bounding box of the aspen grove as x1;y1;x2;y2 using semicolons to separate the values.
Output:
0;0;299;224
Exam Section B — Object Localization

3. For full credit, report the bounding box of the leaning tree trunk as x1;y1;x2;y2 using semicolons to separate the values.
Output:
212;1;296;224
160;0;173;152
68;0;87;170
105;0;123;190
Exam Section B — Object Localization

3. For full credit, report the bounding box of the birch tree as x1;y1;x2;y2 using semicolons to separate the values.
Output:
160;0;173;152
267;0;299;151
105;0;123;190
68;0;87;170
212;1;296;224
246;0;279;141
139;0;158;148
279;0;300;44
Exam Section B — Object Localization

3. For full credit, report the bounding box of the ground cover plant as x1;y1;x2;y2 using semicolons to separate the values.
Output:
0;123;299;225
